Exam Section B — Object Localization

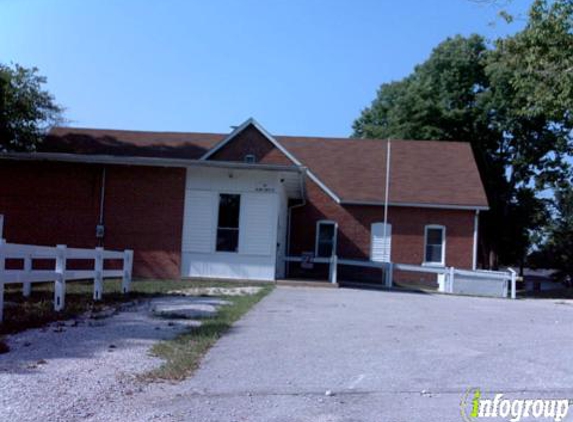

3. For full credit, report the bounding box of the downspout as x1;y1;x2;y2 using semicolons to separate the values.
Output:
472;210;480;270
285;167;307;278
97;166;106;247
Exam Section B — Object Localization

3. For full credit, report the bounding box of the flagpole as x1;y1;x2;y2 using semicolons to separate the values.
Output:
383;139;391;261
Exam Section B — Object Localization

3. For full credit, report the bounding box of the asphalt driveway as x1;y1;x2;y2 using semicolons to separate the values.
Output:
120;286;573;422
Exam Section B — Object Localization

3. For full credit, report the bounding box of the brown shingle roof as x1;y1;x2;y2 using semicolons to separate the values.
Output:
277;136;488;207
44;127;225;159
43;127;488;208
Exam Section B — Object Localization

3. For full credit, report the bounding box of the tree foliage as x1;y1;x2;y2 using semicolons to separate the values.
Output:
0;63;63;152
492;0;573;124
528;184;573;281
352;0;573;268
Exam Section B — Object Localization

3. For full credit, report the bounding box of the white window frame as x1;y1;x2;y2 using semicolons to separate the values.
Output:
315;220;338;258
423;224;446;266
244;154;256;164
215;192;241;254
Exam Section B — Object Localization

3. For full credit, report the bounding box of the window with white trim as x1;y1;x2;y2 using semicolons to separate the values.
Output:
315;221;337;258
216;194;241;252
424;225;445;265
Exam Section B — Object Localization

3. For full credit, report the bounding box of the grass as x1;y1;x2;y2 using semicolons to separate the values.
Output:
146;284;272;381
0;279;274;376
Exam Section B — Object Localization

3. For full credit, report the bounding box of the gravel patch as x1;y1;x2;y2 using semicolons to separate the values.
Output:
0;296;226;422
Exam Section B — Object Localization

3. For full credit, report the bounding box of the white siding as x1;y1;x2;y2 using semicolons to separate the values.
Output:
371;223;392;262
239;193;276;256
182;190;215;253
182;254;276;281
181;167;287;281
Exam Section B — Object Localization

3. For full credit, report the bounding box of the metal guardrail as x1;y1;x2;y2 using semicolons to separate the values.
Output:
0;239;134;322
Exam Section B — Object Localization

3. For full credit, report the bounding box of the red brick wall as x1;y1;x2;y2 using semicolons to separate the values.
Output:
209;124;293;165
0;161;185;279
102;165;186;278
288;179;476;282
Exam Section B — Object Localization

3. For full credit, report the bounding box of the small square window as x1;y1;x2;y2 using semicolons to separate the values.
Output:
244;154;256;164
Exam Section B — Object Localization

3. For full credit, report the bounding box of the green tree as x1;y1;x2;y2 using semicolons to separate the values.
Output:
529;184;573;282
352;0;573;269
0;63;64;152
491;0;573;125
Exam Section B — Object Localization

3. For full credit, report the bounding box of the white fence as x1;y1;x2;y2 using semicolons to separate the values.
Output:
285;255;517;299
393;263;517;299
0;239;134;322
285;255;393;286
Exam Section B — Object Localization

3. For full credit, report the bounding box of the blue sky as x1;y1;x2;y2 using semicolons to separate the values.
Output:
0;0;530;137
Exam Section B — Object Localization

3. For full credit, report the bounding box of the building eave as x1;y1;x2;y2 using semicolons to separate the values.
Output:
0;151;305;174
340;199;489;211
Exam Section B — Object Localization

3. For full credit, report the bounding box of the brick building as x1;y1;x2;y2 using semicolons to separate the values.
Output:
0;118;488;283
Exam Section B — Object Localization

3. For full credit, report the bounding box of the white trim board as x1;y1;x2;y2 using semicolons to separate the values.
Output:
472;210;480;270
423;224;446;266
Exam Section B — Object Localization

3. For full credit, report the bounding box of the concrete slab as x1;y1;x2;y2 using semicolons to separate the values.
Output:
150;296;230;319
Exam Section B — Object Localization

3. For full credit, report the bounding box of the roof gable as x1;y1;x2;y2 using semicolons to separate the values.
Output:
200;118;342;203
200;118;301;165
205;121;293;166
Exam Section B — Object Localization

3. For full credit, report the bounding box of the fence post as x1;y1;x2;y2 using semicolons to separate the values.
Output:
437;271;445;292
0;239;5;323
448;266;455;293
509;268;517;300
122;250;133;294
54;244;67;312
384;262;394;288
329;254;338;284
23;254;32;297
94;247;104;301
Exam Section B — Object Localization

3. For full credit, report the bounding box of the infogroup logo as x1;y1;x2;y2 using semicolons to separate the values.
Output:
460;388;570;422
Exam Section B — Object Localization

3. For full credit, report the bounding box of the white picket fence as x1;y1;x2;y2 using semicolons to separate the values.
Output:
285;255;517;299
0;239;134;322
